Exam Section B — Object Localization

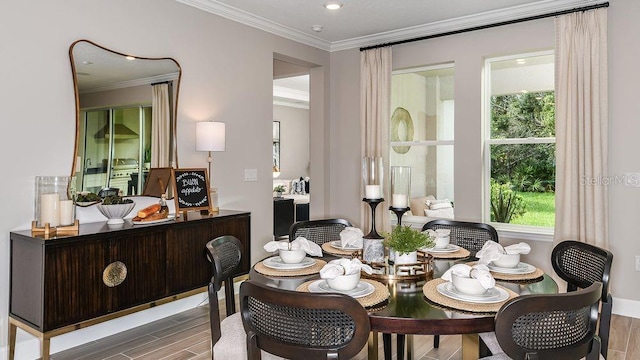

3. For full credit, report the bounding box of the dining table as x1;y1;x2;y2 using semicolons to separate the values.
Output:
249;246;558;360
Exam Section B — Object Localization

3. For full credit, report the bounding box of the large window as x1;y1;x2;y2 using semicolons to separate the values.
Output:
484;51;555;229
391;64;454;216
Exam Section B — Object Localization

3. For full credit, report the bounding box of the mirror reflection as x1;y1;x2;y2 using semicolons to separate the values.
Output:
70;40;180;196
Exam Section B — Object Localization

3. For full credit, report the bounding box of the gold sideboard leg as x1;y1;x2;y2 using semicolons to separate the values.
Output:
462;333;480;360
41;333;51;360
368;331;378;360
8;319;17;360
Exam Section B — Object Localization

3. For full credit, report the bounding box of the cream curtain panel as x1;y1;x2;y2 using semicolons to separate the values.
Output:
151;83;173;168
360;47;392;234
554;8;608;248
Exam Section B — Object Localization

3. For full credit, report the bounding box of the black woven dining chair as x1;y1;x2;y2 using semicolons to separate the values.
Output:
289;218;352;245
552;240;613;359
240;280;371;360
480;282;602;360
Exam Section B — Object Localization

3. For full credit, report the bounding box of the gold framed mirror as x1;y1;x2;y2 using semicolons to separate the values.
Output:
69;40;181;197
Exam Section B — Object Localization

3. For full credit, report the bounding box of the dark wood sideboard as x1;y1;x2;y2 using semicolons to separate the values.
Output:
8;210;250;360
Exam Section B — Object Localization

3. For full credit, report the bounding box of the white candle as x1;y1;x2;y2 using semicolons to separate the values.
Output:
40;193;60;227
392;193;408;208
365;185;381;199
59;199;75;226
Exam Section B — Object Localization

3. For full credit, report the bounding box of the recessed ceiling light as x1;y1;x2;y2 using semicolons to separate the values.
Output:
311;25;323;32
82;61;93;65
125;56;136;61
516;59;526;65
324;2;343;10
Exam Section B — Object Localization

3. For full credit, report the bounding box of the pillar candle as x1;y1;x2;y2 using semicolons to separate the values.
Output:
40;193;60;227
392;193;408;208
365;185;381;199
59;199;75;226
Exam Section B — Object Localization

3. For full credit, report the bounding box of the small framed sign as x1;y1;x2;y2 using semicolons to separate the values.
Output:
142;167;173;197
171;168;211;213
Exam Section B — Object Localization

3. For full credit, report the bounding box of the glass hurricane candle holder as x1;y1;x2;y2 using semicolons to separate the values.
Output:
362;157;384;199
35;176;76;228
390;166;411;208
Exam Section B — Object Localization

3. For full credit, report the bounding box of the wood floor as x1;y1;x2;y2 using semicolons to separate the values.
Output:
50;297;640;360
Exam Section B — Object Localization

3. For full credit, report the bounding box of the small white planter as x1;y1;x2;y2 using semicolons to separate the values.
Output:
393;251;418;265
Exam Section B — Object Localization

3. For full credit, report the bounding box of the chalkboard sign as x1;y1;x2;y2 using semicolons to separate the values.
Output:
171;168;211;213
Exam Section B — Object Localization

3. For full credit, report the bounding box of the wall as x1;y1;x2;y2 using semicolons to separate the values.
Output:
0;0;330;357
329;0;640;319
273;105;309;180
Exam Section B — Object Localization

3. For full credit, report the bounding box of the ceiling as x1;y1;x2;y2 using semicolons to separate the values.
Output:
177;0;605;52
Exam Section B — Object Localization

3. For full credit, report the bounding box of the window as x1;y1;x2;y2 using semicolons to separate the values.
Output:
484;51;555;229
391;64;454;217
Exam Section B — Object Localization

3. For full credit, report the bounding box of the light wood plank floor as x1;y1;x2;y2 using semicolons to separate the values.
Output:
50;297;639;360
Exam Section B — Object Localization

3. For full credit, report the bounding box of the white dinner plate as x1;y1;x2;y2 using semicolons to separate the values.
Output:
330;240;362;251
487;262;536;275
436;282;509;304
132;215;176;225
262;256;316;270
420;244;460;253
308;280;375;298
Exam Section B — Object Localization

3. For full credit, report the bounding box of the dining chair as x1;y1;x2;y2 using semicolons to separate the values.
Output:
479;282;603;360
421;219;498;349
552;240;613;359
239;280;371;359
289;218;352;245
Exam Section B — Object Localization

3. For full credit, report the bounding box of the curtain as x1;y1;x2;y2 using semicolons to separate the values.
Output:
151;82;174;168
360;47;392;234
554;8;608;249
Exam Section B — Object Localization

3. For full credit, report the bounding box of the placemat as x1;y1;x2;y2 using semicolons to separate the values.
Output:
423;278;518;314
297;278;390;310
418;247;471;259
466;261;544;282
321;242;359;257
254;258;327;277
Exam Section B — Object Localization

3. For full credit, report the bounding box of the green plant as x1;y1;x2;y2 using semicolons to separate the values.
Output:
383;225;433;255
490;180;527;223
101;194;134;205
273;185;285;193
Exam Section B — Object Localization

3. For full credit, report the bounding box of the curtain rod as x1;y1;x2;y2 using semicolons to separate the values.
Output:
360;2;609;51
150;81;172;86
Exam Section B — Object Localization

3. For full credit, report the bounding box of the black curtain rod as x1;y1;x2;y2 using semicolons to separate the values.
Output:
360;2;609;51
150;80;172;86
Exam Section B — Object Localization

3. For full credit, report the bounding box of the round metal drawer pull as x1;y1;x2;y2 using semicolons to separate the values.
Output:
103;261;127;287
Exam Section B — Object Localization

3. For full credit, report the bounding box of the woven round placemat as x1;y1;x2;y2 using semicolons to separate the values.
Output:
321;242;359;257
418;247;471;259
297;278;390;310
423;278;518;314
466;261;544;282
254;258;327;277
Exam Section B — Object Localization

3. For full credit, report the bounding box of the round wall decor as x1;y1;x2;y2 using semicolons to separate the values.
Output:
390;107;414;154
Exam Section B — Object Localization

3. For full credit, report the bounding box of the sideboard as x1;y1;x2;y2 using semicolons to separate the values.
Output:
8;209;250;360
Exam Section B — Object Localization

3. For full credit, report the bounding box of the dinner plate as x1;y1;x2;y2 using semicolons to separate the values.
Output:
132;215;176;225
262;256;316;270
308;280;375;298
330;240;362;251
436;282;509;303
420;244;460;253
487;262;536;274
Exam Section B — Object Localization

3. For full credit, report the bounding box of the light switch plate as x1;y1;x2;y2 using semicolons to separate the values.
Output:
244;169;258;182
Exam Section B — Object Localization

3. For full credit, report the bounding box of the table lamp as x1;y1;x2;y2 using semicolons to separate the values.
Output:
195;121;226;211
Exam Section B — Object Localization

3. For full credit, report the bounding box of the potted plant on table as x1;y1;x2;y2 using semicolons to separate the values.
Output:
383;225;433;264
273;185;285;198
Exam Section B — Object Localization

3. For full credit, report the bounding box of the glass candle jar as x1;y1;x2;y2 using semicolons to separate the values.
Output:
35;176;76;228
390;166;411;208
362;157;384;199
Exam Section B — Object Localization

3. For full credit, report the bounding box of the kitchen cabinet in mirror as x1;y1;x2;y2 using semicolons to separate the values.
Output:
70;40;181;197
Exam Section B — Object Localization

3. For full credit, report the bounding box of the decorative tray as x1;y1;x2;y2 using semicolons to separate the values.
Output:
351;250;434;282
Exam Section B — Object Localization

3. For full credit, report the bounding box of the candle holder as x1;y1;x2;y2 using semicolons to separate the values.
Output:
389;206;411;226
362;157;384;200
32;175;79;236
390;166;411;208
362;198;385;263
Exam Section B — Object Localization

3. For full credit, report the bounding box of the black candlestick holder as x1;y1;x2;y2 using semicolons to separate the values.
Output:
363;198;384;239
389;206;410;226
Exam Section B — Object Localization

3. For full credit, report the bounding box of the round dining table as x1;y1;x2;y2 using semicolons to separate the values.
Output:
249;255;558;360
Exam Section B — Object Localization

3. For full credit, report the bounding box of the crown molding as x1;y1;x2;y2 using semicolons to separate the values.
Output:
177;0;605;53
79;72;180;95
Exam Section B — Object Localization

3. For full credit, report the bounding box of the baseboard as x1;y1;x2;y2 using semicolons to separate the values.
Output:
612;297;640;319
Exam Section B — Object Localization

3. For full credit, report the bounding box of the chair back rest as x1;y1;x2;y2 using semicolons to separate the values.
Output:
289;218;352;245
494;282;602;360
421;219;498;257
551;240;613;301
240;280;370;359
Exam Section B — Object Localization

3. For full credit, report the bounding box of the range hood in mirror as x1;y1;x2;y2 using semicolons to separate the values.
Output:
94;123;138;139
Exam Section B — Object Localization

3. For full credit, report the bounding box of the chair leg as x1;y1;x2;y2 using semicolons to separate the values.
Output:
224;279;236;316
434;334;440;348
383;333;392;360
397;334;405;360
587;336;602;360
600;298;612;359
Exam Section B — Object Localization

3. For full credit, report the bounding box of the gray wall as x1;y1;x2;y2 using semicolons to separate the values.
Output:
273;105;310;180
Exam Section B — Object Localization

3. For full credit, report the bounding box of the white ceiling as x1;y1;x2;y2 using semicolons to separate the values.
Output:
177;0;605;51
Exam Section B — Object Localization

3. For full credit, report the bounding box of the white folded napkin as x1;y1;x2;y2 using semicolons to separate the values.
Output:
319;258;373;279
339;227;364;249
475;240;531;264
441;263;495;289
263;237;323;257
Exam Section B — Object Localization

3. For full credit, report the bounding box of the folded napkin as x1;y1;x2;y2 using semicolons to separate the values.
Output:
441;264;495;289
263;237;323;257
339;227;364;249
475;240;531;264
319;258;373;279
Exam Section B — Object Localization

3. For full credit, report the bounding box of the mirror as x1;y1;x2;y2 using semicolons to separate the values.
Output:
70;40;181;197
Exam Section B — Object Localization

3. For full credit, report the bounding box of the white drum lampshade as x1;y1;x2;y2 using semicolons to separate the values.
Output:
195;122;226;152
